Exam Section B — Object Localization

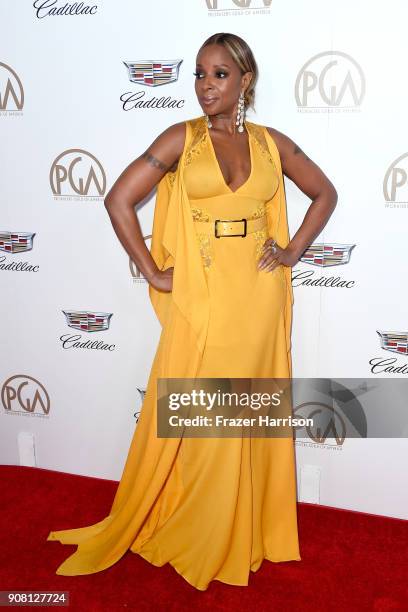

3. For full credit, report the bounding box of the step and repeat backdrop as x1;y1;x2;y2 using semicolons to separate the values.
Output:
1;1;407;519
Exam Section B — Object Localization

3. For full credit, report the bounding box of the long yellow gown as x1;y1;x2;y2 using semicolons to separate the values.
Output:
47;115;301;590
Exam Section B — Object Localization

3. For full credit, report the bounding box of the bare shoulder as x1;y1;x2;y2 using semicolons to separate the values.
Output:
265;126;309;163
156;121;186;150
142;121;186;173
264;125;338;199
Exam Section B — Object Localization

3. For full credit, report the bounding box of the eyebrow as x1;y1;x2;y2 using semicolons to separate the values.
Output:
195;63;231;68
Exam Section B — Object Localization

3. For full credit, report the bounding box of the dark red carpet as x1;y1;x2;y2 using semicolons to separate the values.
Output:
0;465;406;611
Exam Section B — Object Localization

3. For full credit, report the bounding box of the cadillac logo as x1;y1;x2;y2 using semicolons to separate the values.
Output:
377;331;408;355
300;243;355;267
0;231;35;253
62;310;113;332
123;60;183;87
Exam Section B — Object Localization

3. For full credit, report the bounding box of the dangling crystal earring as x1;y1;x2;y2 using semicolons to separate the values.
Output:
206;114;212;129
235;91;246;133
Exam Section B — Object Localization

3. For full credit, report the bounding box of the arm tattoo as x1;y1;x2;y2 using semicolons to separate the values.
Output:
141;150;169;171
293;144;311;162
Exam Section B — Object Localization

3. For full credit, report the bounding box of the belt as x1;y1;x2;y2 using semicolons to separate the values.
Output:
193;214;267;238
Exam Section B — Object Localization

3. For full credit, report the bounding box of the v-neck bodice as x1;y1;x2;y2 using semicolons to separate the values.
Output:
183;115;279;203
205;121;254;194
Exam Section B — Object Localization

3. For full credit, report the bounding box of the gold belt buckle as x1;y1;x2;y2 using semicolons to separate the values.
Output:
214;218;247;238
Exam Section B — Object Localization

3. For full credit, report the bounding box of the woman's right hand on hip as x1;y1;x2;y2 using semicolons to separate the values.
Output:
149;267;174;292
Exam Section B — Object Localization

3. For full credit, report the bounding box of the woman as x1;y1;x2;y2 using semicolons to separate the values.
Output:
47;33;337;590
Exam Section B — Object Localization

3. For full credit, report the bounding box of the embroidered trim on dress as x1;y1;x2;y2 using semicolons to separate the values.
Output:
253;228;268;262
184;118;207;167
191;206;212;222
196;233;212;271
191;205;213;270
246;122;278;173
248;203;266;220
167;170;177;190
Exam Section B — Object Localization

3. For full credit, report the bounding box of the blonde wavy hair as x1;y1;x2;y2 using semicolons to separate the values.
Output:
199;33;259;111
